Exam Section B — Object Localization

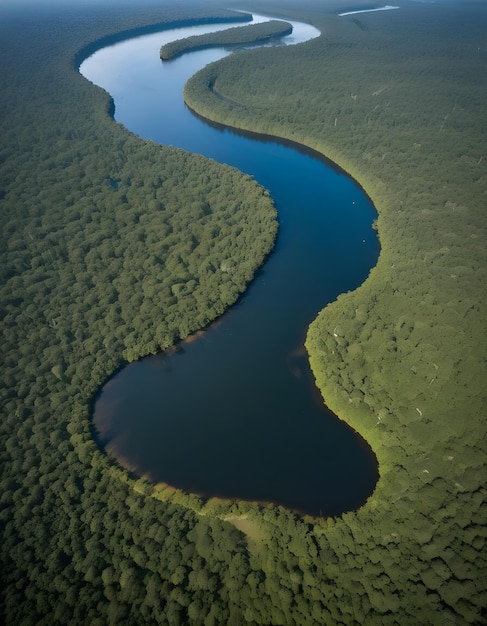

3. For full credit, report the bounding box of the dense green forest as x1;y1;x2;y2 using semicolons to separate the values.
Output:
160;20;293;60
185;0;487;622
1;0;486;624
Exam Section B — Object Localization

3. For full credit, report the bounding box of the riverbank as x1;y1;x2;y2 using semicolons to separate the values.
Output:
86;16;379;518
160;20;292;59
181;1;487;621
1;1;485;624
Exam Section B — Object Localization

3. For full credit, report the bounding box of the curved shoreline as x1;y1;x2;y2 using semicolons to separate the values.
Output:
83;17;380;517
183;78;385;502
160;21;293;60
185;99;379;225
72;14;252;70
3;2;486;621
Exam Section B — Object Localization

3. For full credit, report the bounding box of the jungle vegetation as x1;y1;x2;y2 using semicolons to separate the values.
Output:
1;0;486;624
160;20;293;60
184;0;487;621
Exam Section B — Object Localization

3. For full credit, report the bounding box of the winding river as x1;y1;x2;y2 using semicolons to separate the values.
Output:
81;14;380;517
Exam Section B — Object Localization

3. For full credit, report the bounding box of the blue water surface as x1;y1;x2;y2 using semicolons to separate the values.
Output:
81;15;379;517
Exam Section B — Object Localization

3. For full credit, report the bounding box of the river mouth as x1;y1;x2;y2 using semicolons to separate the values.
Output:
82;14;380;518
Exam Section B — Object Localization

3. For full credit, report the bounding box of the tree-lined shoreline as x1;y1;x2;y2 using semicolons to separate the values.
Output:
160;20;292;60
1;0;485;623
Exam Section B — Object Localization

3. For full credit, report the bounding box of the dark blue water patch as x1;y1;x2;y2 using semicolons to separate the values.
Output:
95;330;377;517
83;19;380;517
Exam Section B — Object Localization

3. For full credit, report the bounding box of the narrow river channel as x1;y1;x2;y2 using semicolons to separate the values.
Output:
81;14;380;517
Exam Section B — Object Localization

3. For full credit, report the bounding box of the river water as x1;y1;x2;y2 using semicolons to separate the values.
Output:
81;14;379;517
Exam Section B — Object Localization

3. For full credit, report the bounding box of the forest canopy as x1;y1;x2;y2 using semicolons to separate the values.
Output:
1;0;486;624
184;0;486;621
160;20;293;60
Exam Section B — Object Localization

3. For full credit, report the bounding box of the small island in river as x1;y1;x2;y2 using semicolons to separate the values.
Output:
160;20;293;60
0;0;485;624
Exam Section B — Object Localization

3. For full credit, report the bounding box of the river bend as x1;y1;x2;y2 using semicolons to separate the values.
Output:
81;14;379;517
